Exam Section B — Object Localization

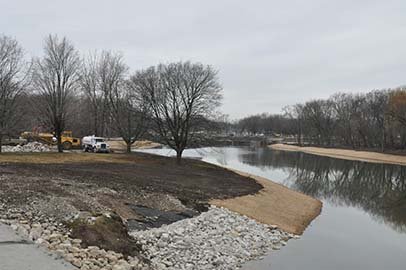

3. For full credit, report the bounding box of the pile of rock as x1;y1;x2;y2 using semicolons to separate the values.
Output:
0;201;298;270
131;206;298;270
0;206;150;270
2;142;52;152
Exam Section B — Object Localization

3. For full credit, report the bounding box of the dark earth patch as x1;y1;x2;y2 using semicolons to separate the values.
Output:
127;205;198;231
0;152;262;205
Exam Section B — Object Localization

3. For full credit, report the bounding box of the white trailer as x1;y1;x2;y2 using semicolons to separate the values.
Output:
82;136;110;153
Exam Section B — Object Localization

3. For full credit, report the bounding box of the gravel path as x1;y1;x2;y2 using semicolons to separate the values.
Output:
131;206;298;270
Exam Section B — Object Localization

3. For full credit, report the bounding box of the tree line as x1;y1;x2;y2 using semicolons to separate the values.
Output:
0;34;222;162
238;88;406;151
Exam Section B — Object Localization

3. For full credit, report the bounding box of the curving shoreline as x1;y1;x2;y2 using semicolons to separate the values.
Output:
270;143;406;166
211;169;322;235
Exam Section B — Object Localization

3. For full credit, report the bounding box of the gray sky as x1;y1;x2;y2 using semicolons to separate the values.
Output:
2;0;406;119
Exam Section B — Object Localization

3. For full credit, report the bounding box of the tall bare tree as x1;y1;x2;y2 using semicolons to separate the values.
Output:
283;104;304;146
133;61;222;163
32;35;80;152
86;51;148;153
80;51;116;136
110;75;149;153
0;35;28;152
80;53;102;136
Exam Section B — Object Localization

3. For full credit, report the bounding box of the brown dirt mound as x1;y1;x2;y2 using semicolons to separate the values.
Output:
69;213;141;257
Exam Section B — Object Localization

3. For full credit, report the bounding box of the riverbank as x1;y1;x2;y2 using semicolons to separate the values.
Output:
0;151;321;269
211;170;322;235
270;143;406;166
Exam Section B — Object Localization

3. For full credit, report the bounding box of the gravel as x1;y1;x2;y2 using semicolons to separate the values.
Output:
0;201;298;270
2;142;53;152
130;206;298;270
0;203;150;270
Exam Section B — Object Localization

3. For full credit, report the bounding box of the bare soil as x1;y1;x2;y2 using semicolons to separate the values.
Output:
271;143;406;166
0;152;263;255
0;152;262;204
0;151;322;251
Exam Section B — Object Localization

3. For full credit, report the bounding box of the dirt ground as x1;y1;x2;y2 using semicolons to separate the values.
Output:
270;143;406;166
0;152;262;215
0;152;265;254
0;151;322;241
211;170;322;235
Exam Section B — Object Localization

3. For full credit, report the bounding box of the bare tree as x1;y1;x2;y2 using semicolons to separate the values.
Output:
388;88;406;126
80;51;119;136
80;53;103;136
283;104;304;146
133;61;222;163
88;51;148;153
365;90;389;151
110;75;149;153
32;35;80;152
302;99;336;145
0;35;28;152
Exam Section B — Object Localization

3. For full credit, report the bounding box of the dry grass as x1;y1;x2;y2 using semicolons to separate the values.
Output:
211;170;322;235
107;140;161;152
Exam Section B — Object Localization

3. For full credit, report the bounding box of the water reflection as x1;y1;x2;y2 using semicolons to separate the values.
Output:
239;147;406;233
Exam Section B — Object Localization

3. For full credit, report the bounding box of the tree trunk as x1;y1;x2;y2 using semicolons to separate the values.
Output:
381;118;386;152
94;111;99;136
298;121;302;146
0;135;2;153
126;142;131;153
381;130;386;152
56;131;63;153
176;149;183;164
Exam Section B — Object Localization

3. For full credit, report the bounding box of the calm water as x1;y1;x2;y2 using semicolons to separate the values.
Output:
137;146;406;270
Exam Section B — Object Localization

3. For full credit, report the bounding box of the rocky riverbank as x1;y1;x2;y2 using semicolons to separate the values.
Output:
0;202;297;270
0;203;149;270
131;206;298;270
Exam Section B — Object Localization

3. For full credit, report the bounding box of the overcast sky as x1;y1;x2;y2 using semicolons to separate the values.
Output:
1;0;406;119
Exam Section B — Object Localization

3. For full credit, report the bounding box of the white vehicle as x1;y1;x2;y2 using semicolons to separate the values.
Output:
82;135;110;153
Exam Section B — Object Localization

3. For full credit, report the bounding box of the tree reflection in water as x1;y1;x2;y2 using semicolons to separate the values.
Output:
239;147;406;233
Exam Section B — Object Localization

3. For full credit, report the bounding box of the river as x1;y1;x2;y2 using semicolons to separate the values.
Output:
137;146;406;270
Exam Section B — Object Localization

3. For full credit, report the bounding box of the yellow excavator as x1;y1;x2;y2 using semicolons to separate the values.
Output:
20;130;81;150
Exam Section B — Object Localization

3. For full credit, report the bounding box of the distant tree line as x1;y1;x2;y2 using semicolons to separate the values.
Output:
237;113;296;136
238;88;406;151
0;34;222;162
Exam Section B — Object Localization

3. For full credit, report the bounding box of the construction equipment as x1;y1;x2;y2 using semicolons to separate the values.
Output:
82;135;110;153
20;130;81;150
